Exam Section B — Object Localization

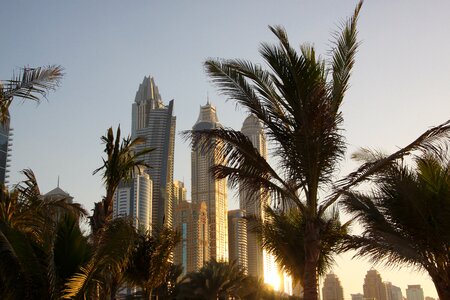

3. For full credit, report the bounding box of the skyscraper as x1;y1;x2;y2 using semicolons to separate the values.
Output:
131;76;176;228
322;273;344;300
363;269;388;300
0;115;12;185
240;114;282;288
113;173;153;231
173;180;187;218
174;200;209;275
191;101;228;261
351;293;364;300
406;285;424;300
228;209;248;273
384;282;403;300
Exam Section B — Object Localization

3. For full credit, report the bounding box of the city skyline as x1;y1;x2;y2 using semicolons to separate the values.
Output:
2;1;448;297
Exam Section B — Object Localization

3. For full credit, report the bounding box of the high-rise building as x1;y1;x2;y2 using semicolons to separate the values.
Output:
406;285;424;300
191;101;228;261
0;115;12;185
322;273;344;300
363;269;388;300
173;180;187;216
131;76;176;228
228;209;248;273
113;173;153;231
351;293;364;300
174;200;209;275
45;185;74;204
240;114;268;277
239;114;282;289
384;282;403;300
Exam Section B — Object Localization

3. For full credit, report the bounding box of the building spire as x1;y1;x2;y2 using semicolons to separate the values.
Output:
57;175;60;188
207;91;210;105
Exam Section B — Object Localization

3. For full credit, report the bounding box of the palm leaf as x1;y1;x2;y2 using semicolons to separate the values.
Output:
0;65;63;123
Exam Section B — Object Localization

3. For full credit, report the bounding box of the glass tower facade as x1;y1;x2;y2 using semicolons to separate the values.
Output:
131;76;176;228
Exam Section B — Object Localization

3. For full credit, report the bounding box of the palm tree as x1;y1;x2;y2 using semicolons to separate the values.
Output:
187;4;362;299
341;147;450;300
125;226;180;299
188;1;450;297
91;126;153;235
249;205;348;289
0;169;86;299
177;259;247;300
63;217;137;299
152;263;183;299
0;65;63;123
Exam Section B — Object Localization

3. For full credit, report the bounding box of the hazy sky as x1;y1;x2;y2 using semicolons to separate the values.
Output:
2;1;449;297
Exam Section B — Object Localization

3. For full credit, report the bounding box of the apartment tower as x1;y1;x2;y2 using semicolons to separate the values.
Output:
228;209;248;273
322;273;344;300
363;269;388;300
406;285;424;300
113;173;153;231
174;200;209;274
384;282;403;300
131;76;176;227
240;114;280;285
0;114;12;185
191;101;228;261
173;180;187;217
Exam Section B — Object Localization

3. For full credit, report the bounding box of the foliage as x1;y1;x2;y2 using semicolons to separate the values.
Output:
63;217;137;299
341;147;450;300
91;126;153;235
186;3;363;299
177;259;247;300
187;0;450;297
0;65;63;123
249;205;348;287
0;170;87;300
124;226;180;299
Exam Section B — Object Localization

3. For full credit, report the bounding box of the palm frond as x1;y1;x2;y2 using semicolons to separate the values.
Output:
329;1;362;113
0;65;63;123
321;119;450;215
340;150;450;279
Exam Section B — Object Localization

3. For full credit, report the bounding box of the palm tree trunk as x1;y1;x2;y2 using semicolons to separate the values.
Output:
303;221;320;300
431;275;450;300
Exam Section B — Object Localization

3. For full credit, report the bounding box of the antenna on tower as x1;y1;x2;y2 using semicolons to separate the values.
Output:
57;176;60;188
207;91;210;105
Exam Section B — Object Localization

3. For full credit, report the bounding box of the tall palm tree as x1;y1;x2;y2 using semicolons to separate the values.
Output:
91;126;153;235
341;147;450;300
0;169;86;299
187;4;362;299
188;1;450;297
125;226;180;299
177;259;247;300
0;65;63;123
249;205;348;289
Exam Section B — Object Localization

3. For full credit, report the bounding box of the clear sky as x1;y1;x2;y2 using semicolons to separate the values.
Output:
1;1;449;298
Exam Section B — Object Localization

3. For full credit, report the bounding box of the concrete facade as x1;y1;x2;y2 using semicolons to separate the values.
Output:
174;200;209;275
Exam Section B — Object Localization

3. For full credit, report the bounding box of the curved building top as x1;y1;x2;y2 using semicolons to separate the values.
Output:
134;76;164;109
192;101;223;130
241;114;263;132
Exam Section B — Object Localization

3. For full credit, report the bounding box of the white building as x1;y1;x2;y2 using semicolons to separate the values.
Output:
228;209;248;273
113;173;152;231
406;285;424;300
